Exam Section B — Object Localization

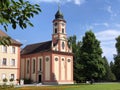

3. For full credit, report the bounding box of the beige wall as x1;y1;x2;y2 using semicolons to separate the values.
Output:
67;58;72;80
52;54;73;82
0;45;20;84
20;59;25;79
61;57;65;80
54;56;59;80
45;56;50;81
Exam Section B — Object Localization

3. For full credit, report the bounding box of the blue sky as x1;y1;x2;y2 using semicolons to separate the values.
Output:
1;0;120;63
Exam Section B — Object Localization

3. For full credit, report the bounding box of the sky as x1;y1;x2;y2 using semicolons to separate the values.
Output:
1;0;120;63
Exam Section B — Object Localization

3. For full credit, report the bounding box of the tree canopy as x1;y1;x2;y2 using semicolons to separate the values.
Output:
79;30;106;81
0;0;41;45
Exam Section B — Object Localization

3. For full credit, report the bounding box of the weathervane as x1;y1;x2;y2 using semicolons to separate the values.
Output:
58;0;61;10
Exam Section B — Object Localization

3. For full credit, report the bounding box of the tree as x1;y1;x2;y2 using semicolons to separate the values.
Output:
113;36;120;81
103;56;116;81
0;0;41;45
79;30;106;81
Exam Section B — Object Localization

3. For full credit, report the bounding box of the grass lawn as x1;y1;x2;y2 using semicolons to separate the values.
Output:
8;83;120;90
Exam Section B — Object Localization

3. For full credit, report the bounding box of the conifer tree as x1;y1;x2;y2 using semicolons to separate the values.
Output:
113;36;120;80
103;56;116;81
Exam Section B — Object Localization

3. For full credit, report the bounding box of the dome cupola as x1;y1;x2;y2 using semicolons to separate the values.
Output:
55;9;64;20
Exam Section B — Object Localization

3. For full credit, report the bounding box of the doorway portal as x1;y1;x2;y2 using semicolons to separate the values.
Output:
38;75;42;83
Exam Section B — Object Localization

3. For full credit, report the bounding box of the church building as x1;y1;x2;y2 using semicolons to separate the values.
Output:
20;9;74;84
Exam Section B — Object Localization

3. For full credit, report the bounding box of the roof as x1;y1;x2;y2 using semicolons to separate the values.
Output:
0;30;22;46
21;41;52;55
55;9;64;20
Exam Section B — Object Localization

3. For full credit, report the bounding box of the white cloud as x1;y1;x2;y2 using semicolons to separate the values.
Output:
95;30;120;62
95;30;120;41
106;5;118;19
74;0;85;5
28;0;85;5
93;22;109;27
107;5;112;14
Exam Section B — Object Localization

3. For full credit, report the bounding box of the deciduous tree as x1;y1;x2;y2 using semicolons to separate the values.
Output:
79;30;106;81
0;0;41;45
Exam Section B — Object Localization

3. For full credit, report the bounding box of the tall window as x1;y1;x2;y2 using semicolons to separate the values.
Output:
11;74;15;80
62;42;65;49
11;46;15;54
27;60;30;73
39;59;42;71
33;59;35;73
55;28;57;33
11;59;15;66
62;28;64;33
2;46;7;53
2;58;7;66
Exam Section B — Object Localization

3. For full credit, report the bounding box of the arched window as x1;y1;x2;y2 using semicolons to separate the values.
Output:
55;28;57;33
62;28;64;33
32;59;36;73
39;58;42;71
62;42;65;49
27;60;30;73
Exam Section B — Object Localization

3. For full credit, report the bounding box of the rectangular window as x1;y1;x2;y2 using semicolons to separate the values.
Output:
2;46;7;53
11;59;15;66
11;46;15;54
27;60;30;73
2;58;7;66
11;74;14;80
33;59;35;73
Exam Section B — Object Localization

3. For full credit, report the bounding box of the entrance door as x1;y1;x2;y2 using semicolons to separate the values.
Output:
38;75;42;83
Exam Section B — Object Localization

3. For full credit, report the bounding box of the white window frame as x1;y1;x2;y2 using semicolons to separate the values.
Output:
2;46;7;53
26;59;30;74
38;57;43;72
11;46;16;54
10;59;15;66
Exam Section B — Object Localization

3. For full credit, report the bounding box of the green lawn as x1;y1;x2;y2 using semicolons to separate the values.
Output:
7;83;120;90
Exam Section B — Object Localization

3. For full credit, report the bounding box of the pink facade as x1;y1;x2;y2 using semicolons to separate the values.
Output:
20;9;74;84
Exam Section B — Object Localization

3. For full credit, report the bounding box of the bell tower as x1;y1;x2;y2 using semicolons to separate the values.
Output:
52;8;72;53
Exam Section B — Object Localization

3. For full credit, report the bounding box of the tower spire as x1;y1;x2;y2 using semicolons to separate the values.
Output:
55;2;64;20
58;1;60;11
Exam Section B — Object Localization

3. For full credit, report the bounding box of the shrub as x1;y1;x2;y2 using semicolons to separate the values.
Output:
3;78;8;83
9;78;14;82
24;78;33;84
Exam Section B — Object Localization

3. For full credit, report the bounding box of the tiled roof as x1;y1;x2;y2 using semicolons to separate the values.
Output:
0;30;22;46
21;41;52;55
